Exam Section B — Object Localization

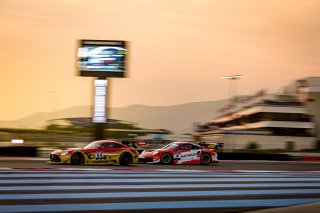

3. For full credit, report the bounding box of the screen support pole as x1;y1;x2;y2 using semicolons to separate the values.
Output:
93;77;108;140
95;122;105;140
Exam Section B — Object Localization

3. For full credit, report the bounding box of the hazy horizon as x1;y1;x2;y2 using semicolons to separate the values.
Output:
0;99;228;135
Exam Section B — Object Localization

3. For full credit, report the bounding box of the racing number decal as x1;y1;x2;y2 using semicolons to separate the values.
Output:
193;149;202;160
96;152;103;160
174;152;181;160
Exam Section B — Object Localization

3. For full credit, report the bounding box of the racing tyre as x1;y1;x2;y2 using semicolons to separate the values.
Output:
119;152;132;166
71;152;84;165
161;153;173;165
200;153;211;165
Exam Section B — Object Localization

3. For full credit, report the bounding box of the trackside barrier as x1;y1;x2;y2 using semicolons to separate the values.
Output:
302;156;319;162
284;153;320;162
218;152;291;161
0;146;37;157
218;152;320;161
0;146;319;161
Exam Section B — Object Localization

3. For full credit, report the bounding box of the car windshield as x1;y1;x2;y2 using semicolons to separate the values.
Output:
83;141;101;149
162;143;179;150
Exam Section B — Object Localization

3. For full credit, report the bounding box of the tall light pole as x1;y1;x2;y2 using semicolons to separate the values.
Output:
221;75;245;104
221;75;244;152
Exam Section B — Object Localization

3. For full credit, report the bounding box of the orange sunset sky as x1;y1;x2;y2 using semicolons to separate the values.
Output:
0;0;320;121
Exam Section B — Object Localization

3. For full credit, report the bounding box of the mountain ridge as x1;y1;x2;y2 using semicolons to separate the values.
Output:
0;100;227;134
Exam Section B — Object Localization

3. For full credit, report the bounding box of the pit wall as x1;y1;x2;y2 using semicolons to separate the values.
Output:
200;134;316;151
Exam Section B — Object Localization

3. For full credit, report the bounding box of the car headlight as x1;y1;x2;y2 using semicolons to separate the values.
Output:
60;151;69;156
87;153;94;159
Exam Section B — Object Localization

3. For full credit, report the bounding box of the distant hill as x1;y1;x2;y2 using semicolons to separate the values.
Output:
0;100;227;134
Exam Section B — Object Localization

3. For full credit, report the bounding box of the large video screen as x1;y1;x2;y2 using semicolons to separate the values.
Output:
77;40;128;78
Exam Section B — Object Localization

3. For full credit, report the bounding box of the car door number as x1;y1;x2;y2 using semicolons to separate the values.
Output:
96;152;104;160
174;152;181;160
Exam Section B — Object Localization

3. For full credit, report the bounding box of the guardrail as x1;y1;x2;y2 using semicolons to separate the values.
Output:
0;146;37;157
218;152;320;161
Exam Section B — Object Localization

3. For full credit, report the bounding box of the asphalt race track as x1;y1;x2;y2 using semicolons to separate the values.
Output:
0;158;320;171
0;158;320;213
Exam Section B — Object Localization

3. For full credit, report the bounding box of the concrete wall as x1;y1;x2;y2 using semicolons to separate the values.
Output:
200;134;316;151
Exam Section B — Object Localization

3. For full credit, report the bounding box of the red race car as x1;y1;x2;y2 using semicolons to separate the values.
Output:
138;141;224;165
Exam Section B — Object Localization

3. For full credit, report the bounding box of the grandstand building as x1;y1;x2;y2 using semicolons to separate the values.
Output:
193;77;320;151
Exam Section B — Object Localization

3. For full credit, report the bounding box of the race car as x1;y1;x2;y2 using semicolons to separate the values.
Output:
138;141;224;165
49;140;139;166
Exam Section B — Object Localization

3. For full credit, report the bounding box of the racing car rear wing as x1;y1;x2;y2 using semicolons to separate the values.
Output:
199;142;224;151
121;140;147;154
122;140;146;146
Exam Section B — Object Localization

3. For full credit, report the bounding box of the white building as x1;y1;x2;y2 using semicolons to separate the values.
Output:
194;77;320;151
